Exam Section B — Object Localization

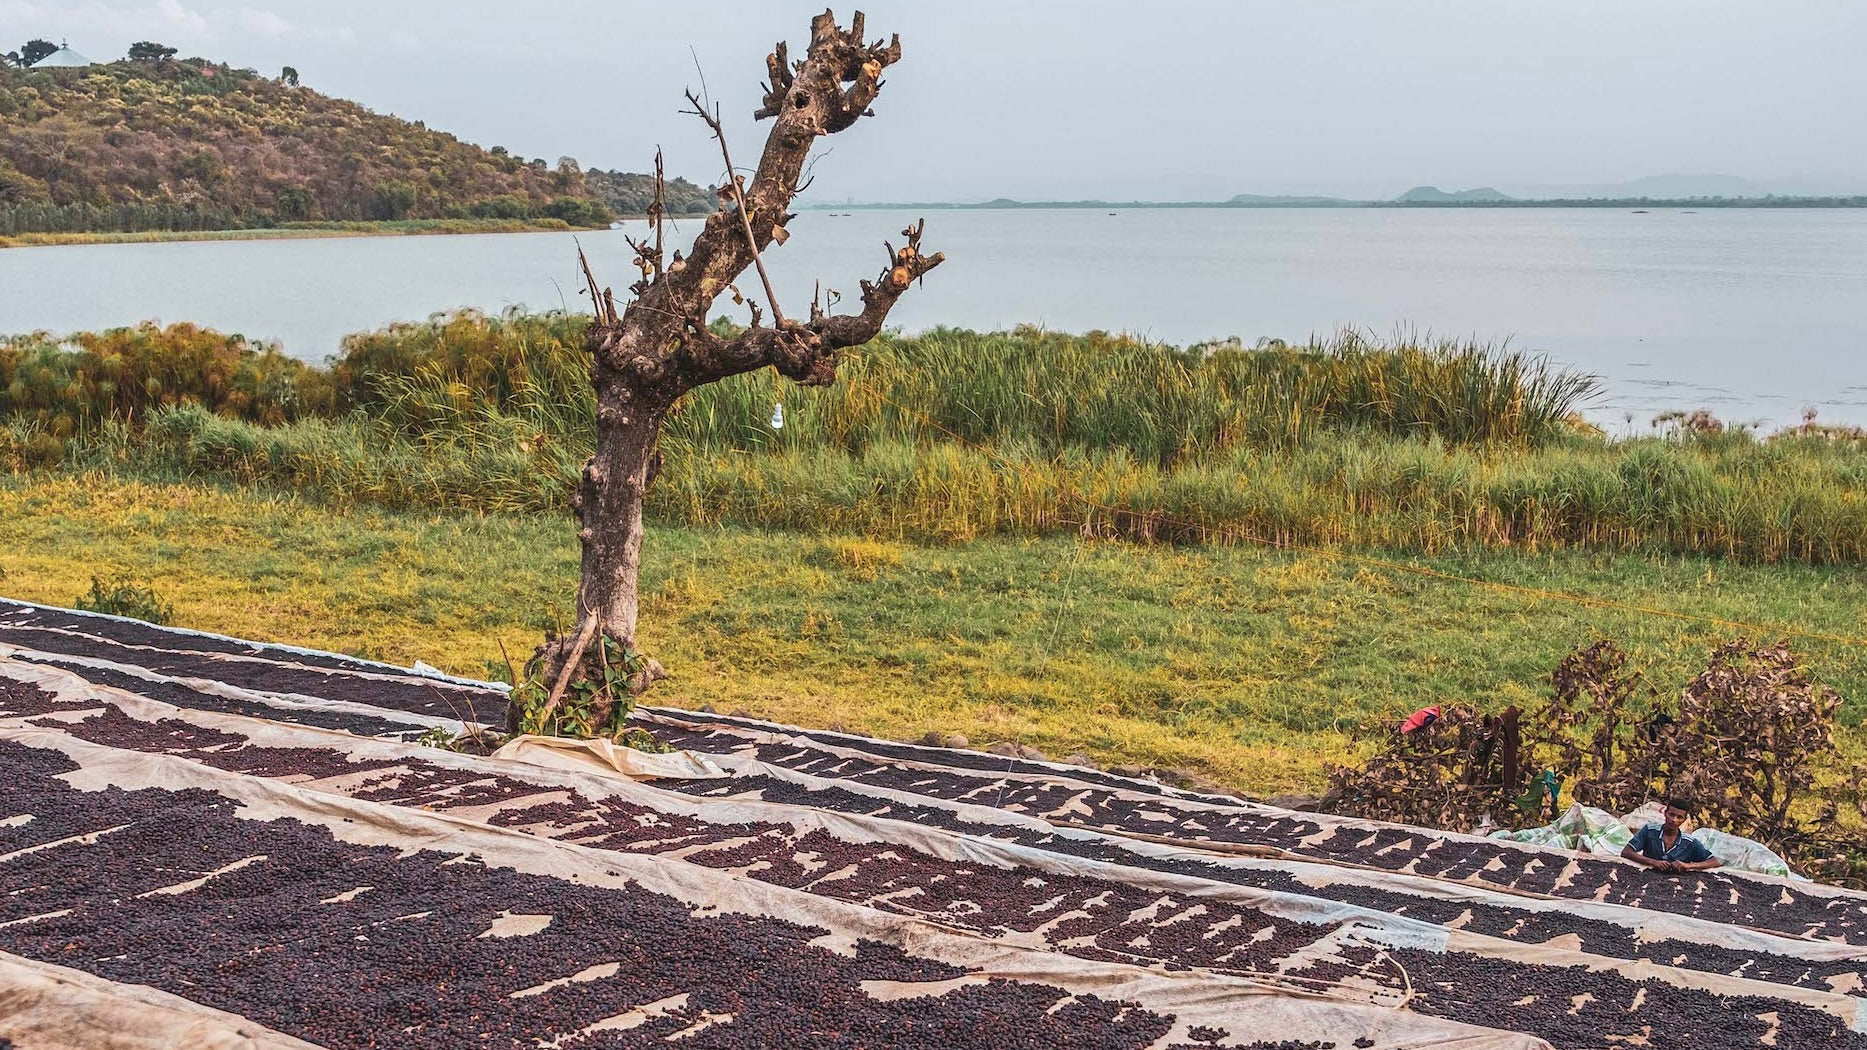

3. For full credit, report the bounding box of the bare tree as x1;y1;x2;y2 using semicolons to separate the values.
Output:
512;9;943;737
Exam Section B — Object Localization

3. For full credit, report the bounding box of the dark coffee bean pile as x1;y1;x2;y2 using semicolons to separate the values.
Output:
659;768;1867;994
20;608;1866;955
0;615;504;723
642;723;1321;844
1;602;423;677
0;738;1186;1050
644;711;1867;946
0;675;99;718
639;708;1244;802
15;652;433;736
46;706;558;812
35;702;1361;983
1386;947;1863;1050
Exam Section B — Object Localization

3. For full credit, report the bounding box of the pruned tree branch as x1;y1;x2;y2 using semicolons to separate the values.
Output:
683;219;943;387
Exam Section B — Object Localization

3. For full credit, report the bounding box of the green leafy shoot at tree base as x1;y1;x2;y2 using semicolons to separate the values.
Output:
507;633;670;751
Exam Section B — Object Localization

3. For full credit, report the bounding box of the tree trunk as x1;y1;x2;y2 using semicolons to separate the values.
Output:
518;10;944;737
572;368;668;654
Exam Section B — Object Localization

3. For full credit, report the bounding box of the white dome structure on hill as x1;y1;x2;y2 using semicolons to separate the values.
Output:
29;41;93;68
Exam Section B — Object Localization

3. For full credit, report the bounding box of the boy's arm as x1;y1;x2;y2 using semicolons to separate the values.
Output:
1620;843;1667;869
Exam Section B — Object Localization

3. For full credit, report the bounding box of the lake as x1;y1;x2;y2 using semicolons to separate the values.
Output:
4;207;1865;430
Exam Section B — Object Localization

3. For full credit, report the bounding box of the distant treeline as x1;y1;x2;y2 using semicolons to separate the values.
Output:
0;52;671;234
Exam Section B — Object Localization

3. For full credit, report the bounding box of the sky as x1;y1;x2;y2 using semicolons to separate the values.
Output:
5;0;1865;202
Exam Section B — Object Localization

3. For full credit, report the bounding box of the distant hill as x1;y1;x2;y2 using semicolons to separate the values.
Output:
1395;186;1515;203
584;169;714;218
1226;193;1349;206
0;54;641;235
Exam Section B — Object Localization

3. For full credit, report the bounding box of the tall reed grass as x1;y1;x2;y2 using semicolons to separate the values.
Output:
323;314;1596;457
7;310;1866;563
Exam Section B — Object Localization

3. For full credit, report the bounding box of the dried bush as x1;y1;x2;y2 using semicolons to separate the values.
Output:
1669;640;1842;852
1324;703;1526;829
1537;640;1666;815
1328;637;1864;875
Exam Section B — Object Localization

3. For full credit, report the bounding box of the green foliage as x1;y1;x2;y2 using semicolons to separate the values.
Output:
508;634;670;749
18;41;56;68
8;474;1867;796
583;169;715;216
467;195;533;220
127;42;178;62
7;313;1867;565
369;180;418;220
0;57;614;233
75;573;174;624
274;184;314;221
544;195;614;227
280;66;299;87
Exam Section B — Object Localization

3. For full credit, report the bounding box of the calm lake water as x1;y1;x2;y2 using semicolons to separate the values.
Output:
4;207;1865;430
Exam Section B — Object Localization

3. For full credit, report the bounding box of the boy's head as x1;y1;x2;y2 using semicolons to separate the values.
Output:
1661;798;1694;830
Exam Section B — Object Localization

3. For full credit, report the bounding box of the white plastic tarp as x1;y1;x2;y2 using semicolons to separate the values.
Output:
1499;801;1803;879
0;951;327;1050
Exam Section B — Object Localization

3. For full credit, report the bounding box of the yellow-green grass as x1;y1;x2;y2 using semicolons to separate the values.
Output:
5;472;1865;795
0;218;579;249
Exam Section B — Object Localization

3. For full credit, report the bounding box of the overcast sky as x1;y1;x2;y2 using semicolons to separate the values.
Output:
6;0;1865;201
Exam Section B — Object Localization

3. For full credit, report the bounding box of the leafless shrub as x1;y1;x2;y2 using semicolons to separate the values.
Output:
1328;637;1867;879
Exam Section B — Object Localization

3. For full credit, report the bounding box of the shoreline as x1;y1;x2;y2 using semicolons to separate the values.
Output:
0;217;621;250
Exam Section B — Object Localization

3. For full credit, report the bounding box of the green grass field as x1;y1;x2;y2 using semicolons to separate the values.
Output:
6;472;1863;795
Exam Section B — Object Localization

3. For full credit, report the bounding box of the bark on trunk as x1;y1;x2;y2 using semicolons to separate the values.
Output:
573;370;668;653
524;9;943;733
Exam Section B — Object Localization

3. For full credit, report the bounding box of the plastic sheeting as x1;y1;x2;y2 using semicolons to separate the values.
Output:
1490;803;1634;856
490;733;729;781
1498;802;1803;879
0;951;326;1050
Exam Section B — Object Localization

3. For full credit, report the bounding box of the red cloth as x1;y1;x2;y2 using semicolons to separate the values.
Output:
1400;705;1442;734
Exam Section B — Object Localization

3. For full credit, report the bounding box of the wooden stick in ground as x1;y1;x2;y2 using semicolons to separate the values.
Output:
540;613;603;725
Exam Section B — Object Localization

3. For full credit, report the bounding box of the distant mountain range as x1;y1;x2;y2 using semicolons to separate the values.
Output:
807;173;1867;211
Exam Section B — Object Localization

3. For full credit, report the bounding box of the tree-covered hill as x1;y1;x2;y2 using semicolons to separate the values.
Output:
583;167;715;218
0;50;675;235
